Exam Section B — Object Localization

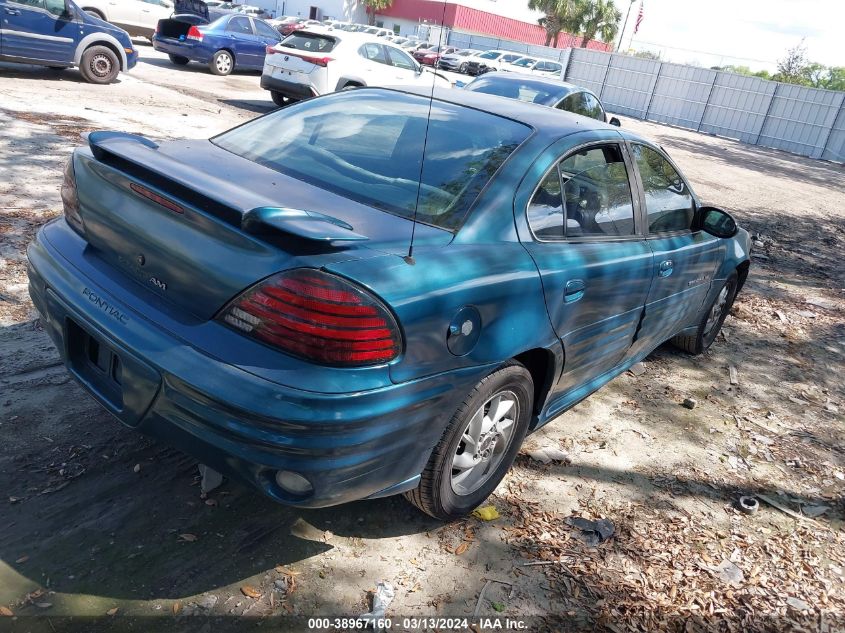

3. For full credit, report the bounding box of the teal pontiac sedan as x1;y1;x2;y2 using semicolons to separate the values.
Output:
27;87;749;520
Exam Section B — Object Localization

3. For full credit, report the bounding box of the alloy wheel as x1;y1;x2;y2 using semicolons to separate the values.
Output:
216;53;232;74
450;391;519;495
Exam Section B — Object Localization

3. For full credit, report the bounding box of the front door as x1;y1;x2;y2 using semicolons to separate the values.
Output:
626;142;722;357
520;137;653;396
1;0;76;63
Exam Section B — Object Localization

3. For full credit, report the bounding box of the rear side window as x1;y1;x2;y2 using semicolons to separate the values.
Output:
227;16;252;34
528;144;635;239
559;92;603;120
631;144;694;234
211;90;531;231
281;32;336;52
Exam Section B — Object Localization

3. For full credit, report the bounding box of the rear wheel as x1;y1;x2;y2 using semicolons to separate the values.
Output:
209;50;234;76
79;45;120;84
459;62;468;73
404;362;533;520
270;91;293;107
672;272;738;355
169;54;190;66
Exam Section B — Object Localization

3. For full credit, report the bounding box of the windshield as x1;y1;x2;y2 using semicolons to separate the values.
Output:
513;58;536;67
212;90;531;231
479;52;500;60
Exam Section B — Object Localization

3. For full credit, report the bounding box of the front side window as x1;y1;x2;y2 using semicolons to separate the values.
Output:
359;43;388;64
528;144;635;239
11;0;47;9
386;46;415;70
227;16;252;34
631;144;694;234
212;90;531;231
44;0;65;14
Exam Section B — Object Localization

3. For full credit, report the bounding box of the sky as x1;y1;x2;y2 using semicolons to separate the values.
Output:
501;0;843;71
608;0;844;71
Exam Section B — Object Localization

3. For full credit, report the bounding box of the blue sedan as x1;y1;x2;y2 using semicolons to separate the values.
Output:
27;87;749;520
152;12;281;74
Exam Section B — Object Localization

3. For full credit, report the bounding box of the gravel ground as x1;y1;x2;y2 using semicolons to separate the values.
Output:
1;46;843;632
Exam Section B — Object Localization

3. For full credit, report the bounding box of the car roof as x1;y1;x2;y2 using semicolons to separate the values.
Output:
372;86;628;138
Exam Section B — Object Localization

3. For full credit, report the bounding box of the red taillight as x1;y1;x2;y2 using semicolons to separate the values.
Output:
186;25;203;41
218;269;402;367
129;182;184;214
61;156;84;236
271;50;333;66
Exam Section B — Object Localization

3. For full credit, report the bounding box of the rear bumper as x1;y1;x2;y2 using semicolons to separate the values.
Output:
260;73;317;100
151;36;210;63
27;219;485;508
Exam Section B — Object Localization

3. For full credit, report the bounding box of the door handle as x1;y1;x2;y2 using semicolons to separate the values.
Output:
4;7;21;14
658;260;674;278
564;279;586;303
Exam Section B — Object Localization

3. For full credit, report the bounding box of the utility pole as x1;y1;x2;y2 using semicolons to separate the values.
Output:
615;0;635;52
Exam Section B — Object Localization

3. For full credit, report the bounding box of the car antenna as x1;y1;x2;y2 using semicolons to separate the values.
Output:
404;0;450;266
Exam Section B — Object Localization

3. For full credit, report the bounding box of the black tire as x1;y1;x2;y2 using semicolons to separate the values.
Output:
270;91;292;107
82;7;104;19
169;54;190;66
459;62;468;73
672;272;739;355
79;45;120;84
209;50;234;76
404;362;533;521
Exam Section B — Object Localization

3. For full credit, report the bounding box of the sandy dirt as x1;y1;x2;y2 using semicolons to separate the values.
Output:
1;46;844;631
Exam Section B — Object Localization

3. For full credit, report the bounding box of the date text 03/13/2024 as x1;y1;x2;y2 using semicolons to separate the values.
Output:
306;617;528;630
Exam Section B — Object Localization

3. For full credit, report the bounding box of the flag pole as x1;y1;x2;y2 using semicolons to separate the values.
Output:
616;0;635;52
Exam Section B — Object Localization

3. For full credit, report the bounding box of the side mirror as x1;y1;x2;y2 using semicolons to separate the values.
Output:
699;206;738;238
608;116;621;127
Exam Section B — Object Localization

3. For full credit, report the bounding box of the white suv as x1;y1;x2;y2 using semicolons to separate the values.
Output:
463;50;524;76
501;56;564;78
261;30;451;106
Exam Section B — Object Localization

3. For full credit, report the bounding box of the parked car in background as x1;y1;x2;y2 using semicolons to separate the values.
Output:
403;41;432;52
77;0;173;37
501;56;563;78
153;12;281;74
436;49;479;73
413;44;457;66
234;4;269;19
361;26;391;37
0;0;137;83
261;30;450;106
29;85;749;521
463;50;523;76
463;73;620;126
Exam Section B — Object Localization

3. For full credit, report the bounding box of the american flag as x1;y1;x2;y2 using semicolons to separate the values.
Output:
634;1;644;34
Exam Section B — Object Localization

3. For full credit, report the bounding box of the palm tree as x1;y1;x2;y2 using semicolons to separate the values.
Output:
575;0;622;48
529;0;581;47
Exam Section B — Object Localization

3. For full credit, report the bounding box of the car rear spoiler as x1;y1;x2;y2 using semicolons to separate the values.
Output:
85;131;367;244
173;0;209;20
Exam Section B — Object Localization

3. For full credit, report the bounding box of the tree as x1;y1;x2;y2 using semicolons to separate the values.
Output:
574;0;621;48
361;0;392;26
774;40;809;84
529;0;581;47
632;49;661;60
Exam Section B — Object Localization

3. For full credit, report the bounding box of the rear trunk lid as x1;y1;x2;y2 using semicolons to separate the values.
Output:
155;17;197;39
174;0;208;20
72;132;449;321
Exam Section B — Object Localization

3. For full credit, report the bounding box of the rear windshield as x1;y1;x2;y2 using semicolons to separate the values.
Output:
280;32;336;52
465;77;564;106
211;90;530;231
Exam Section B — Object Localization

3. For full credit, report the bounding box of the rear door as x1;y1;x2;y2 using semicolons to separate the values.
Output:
626;142;721;357
519;134;653;395
0;0;76;62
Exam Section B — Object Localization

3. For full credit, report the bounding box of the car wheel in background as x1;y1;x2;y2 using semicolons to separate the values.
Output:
270;91;294;107
209;50;234;76
404;362;533;520
79;45;120;84
672;271;739;355
168;54;190;66
459;62;468;73
82;7;104;19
